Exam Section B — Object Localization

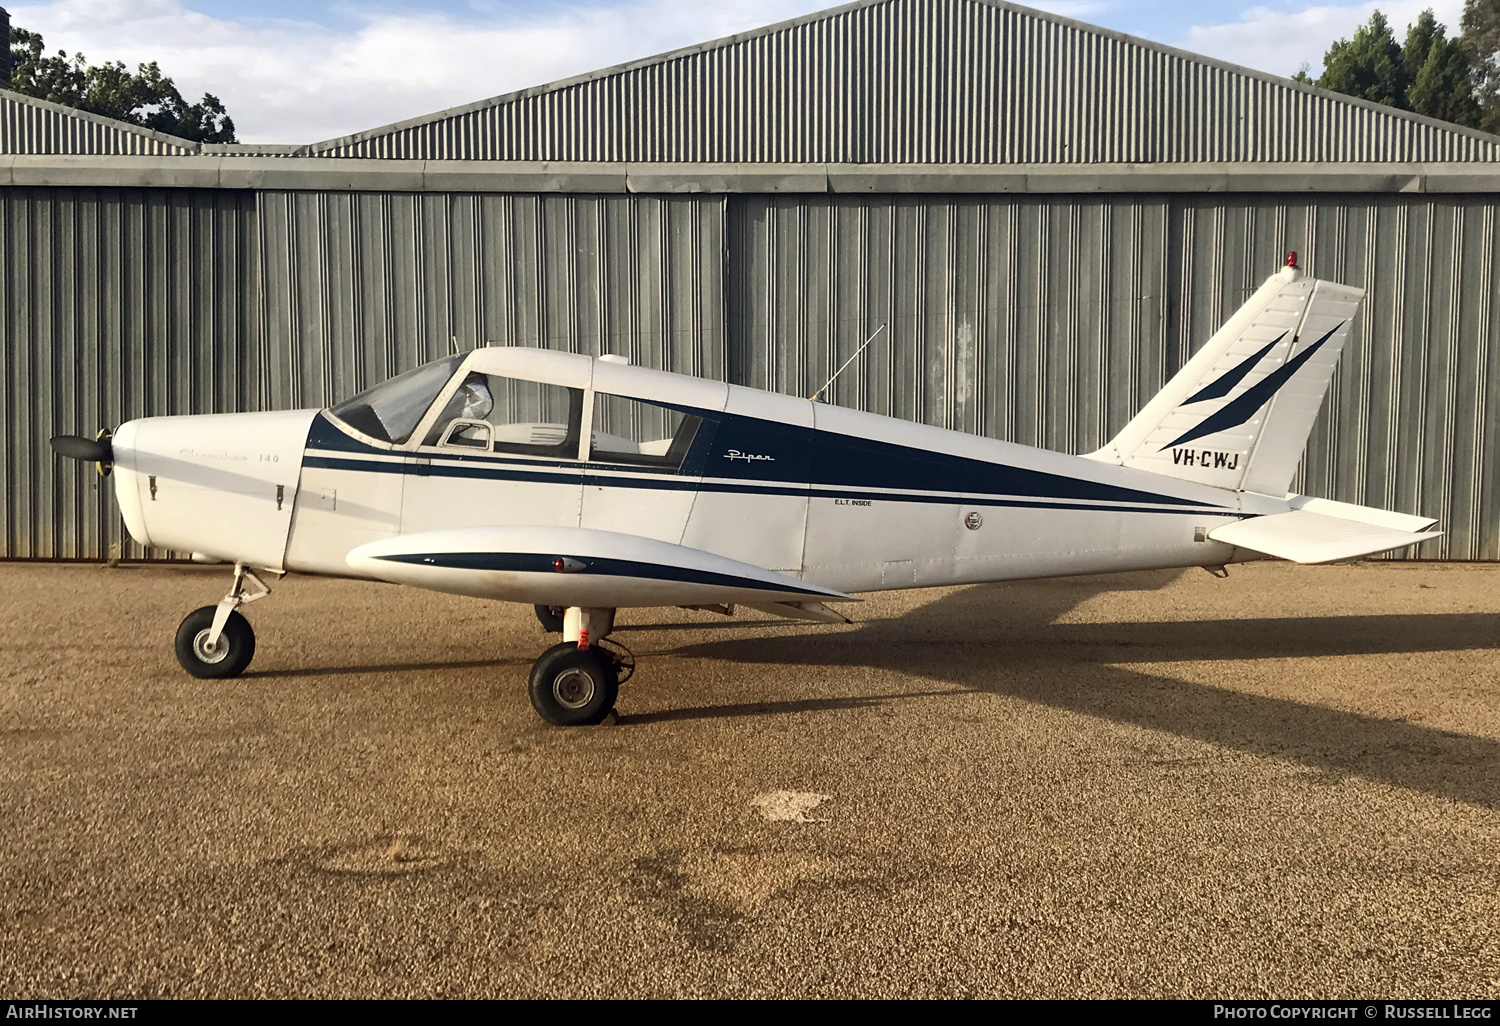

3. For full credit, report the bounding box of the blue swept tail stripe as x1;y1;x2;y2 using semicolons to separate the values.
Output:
1181;333;1285;405
1160;322;1343;451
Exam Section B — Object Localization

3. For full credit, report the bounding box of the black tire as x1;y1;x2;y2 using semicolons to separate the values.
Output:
174;605;256;679
527;642;619;726
534;604;565;633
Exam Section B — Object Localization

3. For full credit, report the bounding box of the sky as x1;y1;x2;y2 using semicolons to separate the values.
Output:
4;0;1472;144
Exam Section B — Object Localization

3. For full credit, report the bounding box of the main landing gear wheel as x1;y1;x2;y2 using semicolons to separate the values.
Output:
534;604;565;633
528;642;619;726
174;606;256;679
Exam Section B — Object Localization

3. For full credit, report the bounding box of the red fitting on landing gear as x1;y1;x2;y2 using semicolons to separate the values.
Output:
577;629;590;651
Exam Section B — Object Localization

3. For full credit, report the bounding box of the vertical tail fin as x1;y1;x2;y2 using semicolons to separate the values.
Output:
1086;264;1364;495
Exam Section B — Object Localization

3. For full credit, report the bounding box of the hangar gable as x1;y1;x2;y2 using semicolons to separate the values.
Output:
305;0;1500;164
0;88;199;156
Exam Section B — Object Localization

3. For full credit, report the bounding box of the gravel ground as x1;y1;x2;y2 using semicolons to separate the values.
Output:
0;560;1496;999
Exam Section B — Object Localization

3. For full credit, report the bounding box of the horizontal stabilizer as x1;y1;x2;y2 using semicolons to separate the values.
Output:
1209;509;1440;564
1284;494;1437;534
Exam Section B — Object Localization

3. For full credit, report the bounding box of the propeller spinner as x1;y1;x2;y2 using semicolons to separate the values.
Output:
51;429;114;476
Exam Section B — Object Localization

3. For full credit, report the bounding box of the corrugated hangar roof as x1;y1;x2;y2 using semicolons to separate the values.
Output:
0;89;199;156
1;0;1497;179
303;0;1500;163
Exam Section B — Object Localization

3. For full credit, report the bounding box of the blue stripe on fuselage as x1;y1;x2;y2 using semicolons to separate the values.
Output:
306;407;1228;515
304;452;1220;516
700;410;1215;508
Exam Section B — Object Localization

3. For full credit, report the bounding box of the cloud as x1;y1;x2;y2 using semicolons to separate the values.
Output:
5;0;835;143
1182;0;1468;79
1025;0;1119;17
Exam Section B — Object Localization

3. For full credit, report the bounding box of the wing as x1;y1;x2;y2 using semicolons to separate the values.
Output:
346;526;858;609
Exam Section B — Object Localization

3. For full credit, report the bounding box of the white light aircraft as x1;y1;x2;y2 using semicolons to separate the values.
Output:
52;257;1440;725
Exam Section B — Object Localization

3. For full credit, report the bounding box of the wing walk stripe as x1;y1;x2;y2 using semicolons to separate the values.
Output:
1160;322;1343;451
303;454;1225;516
373;552;834;597
1182;333;1285;405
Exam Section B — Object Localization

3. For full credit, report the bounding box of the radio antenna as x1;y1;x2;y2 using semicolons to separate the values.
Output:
811;323;886;402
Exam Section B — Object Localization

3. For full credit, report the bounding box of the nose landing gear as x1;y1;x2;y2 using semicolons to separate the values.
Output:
527;606;630;726
174;564;273;679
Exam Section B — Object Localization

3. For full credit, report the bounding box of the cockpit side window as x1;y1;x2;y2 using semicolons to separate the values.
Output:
422;373;584;459
328;355;463;445
590;393;701;471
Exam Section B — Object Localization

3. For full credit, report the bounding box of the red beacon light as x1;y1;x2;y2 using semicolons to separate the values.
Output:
1285;251;1299;268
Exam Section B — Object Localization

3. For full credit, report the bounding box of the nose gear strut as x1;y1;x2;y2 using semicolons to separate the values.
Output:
205;564;274;648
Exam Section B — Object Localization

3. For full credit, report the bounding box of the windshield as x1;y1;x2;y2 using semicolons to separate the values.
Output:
328;355;463;444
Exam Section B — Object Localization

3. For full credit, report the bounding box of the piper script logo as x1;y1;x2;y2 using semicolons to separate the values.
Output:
723;450;774;463
1172;448;1240;470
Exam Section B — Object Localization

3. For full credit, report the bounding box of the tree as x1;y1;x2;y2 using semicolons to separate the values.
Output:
1404;10;1482;124
5;21;235;143
1461;0;1500;132
1318;11;1407;106
1403;9;1444;84
1313;9;1483;129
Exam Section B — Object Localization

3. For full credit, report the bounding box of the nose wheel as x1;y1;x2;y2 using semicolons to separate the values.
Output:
175;606;256;678
173;564;272;679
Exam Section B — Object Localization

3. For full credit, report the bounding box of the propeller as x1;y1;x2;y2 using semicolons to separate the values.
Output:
51;429;114;476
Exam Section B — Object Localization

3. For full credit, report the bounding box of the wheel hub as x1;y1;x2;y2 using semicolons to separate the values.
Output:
192;628;230;664
552;667;596;709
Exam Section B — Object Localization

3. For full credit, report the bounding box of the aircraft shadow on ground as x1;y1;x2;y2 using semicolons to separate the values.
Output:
243;568;1500;809
648;570;1500;811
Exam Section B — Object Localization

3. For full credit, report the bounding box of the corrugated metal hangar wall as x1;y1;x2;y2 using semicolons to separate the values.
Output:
4;185;1497;560
2;0;1499;561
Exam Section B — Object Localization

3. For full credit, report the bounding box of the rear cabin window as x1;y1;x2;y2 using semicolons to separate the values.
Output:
422;373;584;459
590;394;701;471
